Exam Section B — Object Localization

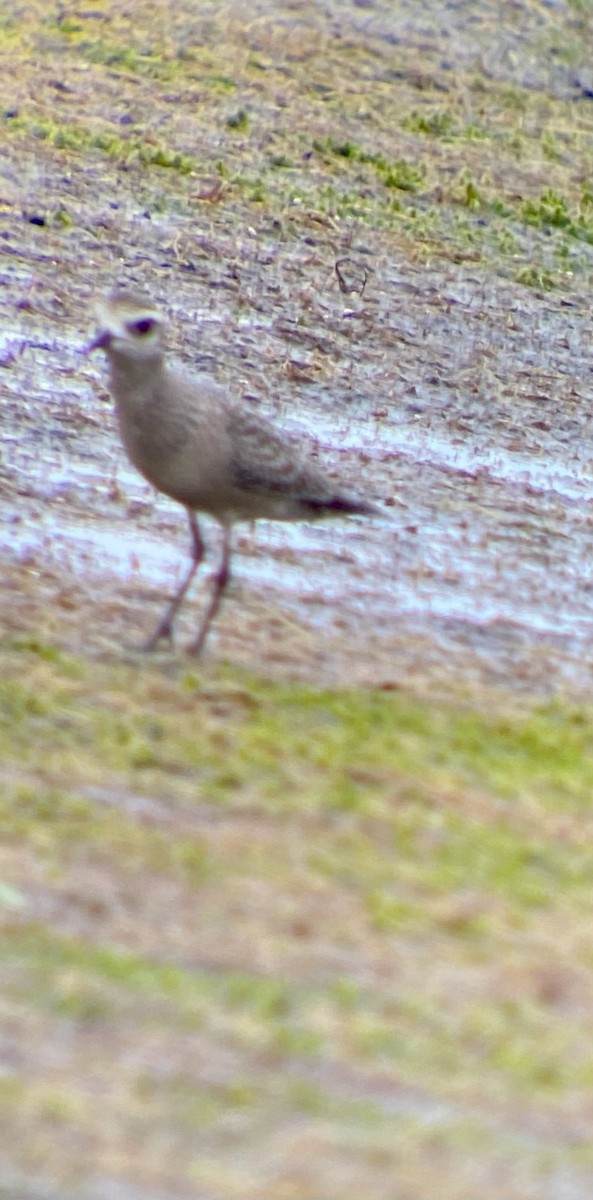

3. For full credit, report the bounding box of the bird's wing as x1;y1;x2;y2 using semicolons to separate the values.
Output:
228;407;328;500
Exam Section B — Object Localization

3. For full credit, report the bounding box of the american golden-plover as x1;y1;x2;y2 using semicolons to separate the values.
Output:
87;291;379;654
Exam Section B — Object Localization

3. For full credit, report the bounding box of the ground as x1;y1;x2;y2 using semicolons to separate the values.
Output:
3;2;593;1198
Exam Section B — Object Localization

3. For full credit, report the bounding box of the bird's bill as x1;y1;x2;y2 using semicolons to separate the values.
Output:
82;329;112;354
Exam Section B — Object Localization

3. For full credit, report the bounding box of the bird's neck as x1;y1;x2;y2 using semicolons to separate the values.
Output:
107;351;164;399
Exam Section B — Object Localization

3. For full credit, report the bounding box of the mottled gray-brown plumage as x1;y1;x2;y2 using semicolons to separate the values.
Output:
87;290;379;654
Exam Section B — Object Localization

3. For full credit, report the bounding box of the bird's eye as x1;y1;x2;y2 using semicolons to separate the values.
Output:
130;317;155;336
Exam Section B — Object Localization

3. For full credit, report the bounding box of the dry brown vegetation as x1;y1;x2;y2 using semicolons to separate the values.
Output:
4;2;593;1198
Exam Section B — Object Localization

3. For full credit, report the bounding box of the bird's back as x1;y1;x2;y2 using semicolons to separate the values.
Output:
112;357;376;522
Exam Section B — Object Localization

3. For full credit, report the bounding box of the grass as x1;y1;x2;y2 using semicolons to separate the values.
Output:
3;637;593;1191
4;2;593;281
1;111;195;174
314;138;425;192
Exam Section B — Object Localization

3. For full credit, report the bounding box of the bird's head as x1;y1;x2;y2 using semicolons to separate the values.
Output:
86;291;165;362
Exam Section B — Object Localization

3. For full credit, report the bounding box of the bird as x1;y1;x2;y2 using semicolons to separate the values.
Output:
86;289;379;655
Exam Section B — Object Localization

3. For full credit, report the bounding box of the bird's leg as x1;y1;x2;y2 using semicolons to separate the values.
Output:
187;523;232;656
143;510;204;650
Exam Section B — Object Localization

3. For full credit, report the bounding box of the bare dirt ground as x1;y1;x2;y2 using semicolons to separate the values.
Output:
5;3;593;1199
